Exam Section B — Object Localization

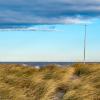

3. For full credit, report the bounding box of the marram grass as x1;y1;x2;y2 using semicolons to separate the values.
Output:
0;64;100;100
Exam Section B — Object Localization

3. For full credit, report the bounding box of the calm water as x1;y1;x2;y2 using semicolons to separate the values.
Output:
0;62;99;67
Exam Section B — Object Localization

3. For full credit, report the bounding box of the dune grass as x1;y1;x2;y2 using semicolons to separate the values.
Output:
0;63;100;100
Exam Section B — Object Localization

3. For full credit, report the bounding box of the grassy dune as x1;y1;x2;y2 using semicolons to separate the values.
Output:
0;64;100;100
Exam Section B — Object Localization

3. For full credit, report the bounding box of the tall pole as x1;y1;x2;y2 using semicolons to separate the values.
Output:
84;25;87;64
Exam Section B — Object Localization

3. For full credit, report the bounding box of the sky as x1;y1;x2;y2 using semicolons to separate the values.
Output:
0;0;100;62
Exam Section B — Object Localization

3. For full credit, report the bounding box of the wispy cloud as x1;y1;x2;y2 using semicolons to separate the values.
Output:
0;0;100;26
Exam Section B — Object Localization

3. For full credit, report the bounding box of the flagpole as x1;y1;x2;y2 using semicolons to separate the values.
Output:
84;24;87;64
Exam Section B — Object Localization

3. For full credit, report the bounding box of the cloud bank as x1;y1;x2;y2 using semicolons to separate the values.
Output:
0;0;100;25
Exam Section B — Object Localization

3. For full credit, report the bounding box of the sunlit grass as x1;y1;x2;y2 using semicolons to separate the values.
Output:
0;63;100;100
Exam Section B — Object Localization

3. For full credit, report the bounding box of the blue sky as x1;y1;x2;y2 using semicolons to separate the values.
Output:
0;0;100;61
0;20;100;62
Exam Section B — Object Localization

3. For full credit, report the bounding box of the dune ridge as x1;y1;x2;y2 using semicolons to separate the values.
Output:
0;64;100;100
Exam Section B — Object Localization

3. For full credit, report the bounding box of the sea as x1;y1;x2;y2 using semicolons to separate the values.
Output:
0;62;99;67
